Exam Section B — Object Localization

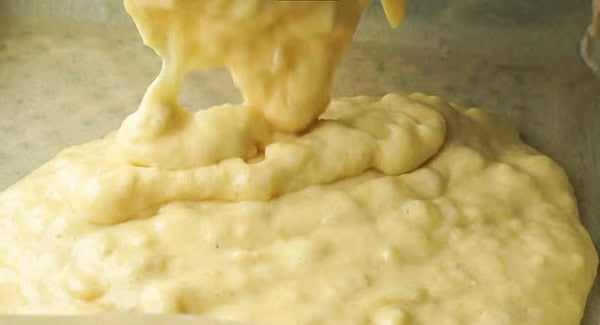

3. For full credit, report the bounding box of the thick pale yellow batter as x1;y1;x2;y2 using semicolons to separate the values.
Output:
0;0;597;324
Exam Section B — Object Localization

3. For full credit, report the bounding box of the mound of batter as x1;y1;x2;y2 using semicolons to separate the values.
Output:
0;0;597;324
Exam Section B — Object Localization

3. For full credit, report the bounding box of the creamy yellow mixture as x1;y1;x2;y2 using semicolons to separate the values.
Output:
0;1;597;324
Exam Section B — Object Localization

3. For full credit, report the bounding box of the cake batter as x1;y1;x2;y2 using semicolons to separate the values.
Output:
0;1;597;324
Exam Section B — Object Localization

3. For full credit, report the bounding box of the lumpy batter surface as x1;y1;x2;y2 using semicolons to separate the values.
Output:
0;0;597;324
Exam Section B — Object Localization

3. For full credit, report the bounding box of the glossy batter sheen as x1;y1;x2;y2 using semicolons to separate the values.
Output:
0;1;597;324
